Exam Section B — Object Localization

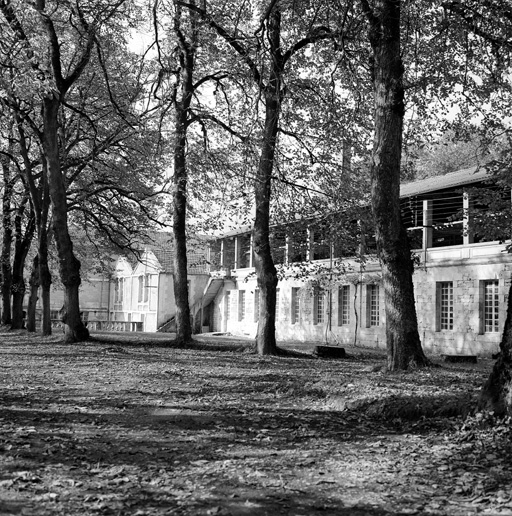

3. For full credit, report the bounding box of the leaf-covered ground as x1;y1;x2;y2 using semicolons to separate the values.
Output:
1;328;511;516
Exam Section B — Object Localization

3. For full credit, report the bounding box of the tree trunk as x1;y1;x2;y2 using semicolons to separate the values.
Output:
39;233;52;336
171;3;197;346
253;89;280;355
38;161;52;336
1;151;13;326
172;142;192;345
11;287;25;329
11;199;35;330
253;6;282;356
18;119;53;335
26;255;39;332
365;0;429;370
42;97;89;343
479;282;512;415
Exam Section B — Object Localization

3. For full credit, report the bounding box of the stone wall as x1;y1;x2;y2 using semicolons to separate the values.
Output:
212;242;512;356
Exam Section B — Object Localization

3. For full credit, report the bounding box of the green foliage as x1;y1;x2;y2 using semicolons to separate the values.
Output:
0;0;169;266
411;130;493;179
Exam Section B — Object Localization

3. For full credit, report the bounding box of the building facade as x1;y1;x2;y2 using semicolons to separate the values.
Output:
203;167;510;357
43;233;210;333
98;248;209;332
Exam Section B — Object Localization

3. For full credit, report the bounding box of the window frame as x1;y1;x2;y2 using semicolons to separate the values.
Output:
313;289;325;325
254;289;260;323
138;274;150;304
238;290;246;321
480;280;499;334
436;281;454;331
291;287;300;325
225;290;232;321
338;285;350;326
114;277;124;305
366;284;380;327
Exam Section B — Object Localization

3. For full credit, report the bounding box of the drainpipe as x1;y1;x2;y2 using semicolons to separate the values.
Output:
326;238;333;344
156;273;160;331
200;280;207;333
107;276;111;321
423;199;432;264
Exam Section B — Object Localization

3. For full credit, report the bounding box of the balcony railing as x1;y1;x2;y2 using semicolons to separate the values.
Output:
209;265;232;277
86;321;144;332
49;319;143;332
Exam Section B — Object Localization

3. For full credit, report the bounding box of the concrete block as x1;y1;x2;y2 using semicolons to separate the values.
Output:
442;354;477;364
313;346;347;359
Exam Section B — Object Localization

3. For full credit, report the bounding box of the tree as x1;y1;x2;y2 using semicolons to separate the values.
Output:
469;149;512;415
26;254;40;333
0;17;54;334
0;1;91;341
0;112;37;330
427;1;512;412
153;0;262;345
59;41;168;274
349;0;511;370
359;0;430;370
0;0;153;342
10;193;35;329
182;0;357;354
14;112;53;334
0;120;15;325
35;1;98;342
410;130;494;180
168;0;198;345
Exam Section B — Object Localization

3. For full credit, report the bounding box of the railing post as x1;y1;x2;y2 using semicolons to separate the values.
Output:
463;190;474;245
234;236;239;269
423;199;433;249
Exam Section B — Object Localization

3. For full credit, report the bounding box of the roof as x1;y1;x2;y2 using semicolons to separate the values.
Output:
152;249;174;273
400;166;491;198
222;225;253;238
119;231;209;275
213;166;495;239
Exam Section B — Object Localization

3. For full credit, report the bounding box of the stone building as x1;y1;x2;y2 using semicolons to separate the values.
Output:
203;166;509;356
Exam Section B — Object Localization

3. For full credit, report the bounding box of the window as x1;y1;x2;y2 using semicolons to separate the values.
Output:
114;278;124;305
288;225;308;263
209;240;222;271
138;276;144;302
138;274;150;303
270;230;287;264
311;227;330;260
367;285;380;327
238;290;246;321
275;288;280;320
145;275;150;302
431;192;463;248
291;287;300;324
332;219;360;258
238;235;251;268
254;289;260;323
338;285;350;326
436;282;453;330
314;289;325;325
401;196;424;250
481;280;499;333
223;238;236;269
225;291;231;320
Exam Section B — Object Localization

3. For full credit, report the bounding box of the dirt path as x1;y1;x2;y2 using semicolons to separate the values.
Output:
0;329;511;515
